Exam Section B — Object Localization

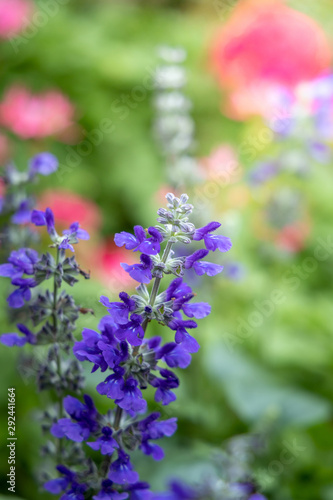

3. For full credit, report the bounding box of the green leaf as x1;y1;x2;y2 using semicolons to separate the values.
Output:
204;343;332;427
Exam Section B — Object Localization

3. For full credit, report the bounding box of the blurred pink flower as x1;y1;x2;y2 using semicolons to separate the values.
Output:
275;221;311;253
200;145;242;183
37;190;102;233
209;0;331;118
0;86;75;140
95;240;137;292
0;0;34;39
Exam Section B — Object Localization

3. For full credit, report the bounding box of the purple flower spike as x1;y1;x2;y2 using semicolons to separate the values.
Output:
29;152;59;177
121;254;153;284
87;426;119;455
193;221;232;253
108;450;139;485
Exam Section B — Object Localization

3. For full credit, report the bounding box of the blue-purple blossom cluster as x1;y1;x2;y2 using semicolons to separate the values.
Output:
0;207;89;312
45;193;235;498
0;199;92;492
0;153;58;248
0;206;89;397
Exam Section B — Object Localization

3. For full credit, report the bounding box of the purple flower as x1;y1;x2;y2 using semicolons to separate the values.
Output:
121;254;153;284
125;482;152;500
7;276;36;308
0;323;36;347
11;199;33;224
63;222;90;242
44;466;87;500
115;225;163;256
193;221;232;253
157;343;192;369
115;377;147;416
44;466;75;495
59;221;89;252
31;207;57;239
116;314;144;346
100;292;136;325
165;277;192;301
182;302;211;319
309;141;331;164
51;395;98;442
97;366;125;400
150;369;179;405
169;480;198;500
115;225;146;251
168;319;199;353
73;328;109;373
138;227;163;255
99;340;129;369
93;480;128;500
108;450;139;484
137;413;177;460
29;152;59;177
249;162;280;185
185;250;223;277
0;248;38;277
223;262;245;281
87;426;119;455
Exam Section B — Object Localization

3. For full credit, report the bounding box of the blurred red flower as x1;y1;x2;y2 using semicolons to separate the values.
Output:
0;0;34;39
210;0;331;117
0;86;75;140
38;190;102;233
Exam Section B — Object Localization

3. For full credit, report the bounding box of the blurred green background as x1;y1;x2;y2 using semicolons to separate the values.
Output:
1;0;333;499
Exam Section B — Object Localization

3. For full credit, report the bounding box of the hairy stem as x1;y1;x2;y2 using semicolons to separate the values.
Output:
52;248;63;460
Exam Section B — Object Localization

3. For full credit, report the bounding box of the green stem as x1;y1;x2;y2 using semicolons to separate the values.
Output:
135;239;174;348
52;248;63;460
